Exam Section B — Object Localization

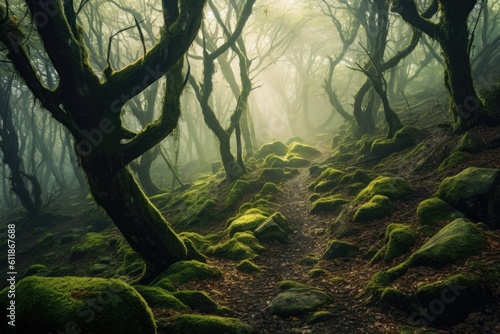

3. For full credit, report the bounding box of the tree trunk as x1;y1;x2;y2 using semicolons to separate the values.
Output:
132;149;162;196
85;165;187;284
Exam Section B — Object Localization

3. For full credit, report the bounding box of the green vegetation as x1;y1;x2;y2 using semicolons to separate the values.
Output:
287;142;321;158
207;232;266;261
172;290;231;315
456;132;484;152
158;260;223;284
0;276;156;334
255;140;289;159
416;197;464;226
134;285;189;310
165;314;254;334
70;232;111;260
310;196;349;214
227;213;269;237
372;224;417;263
353;195;392;223
356;177;411;200
370;126;424;157
309;168;346;191
438;151;469;172
237;260;263;274
267;287;333;317
323;240;358;259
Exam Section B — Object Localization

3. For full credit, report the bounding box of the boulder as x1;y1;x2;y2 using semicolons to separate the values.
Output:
165;314;253;334
323;240;358;259
356;176;411;201
353;195;392;223
267;288;333;317
416;197;464;226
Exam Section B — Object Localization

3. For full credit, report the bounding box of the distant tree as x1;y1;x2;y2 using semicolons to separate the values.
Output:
0;0;206;283
391;0;493;132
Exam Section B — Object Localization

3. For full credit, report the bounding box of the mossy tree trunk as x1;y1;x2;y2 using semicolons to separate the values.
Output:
0;0;206;283
392;0;486;132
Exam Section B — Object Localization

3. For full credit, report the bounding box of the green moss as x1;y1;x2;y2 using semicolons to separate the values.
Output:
259;168;286;182
253;182;281;202
308;168;346;191
379;288;410;311
305;311;335;324
253;214;290;244
341;169;372;185
134;285;188;310
373;224;417;263
149;192;172;208
370;126;424;157
353;195;392;223
165;314;253;334
0;276;156;334
255;140;289;159
308;268;328;278
179;232;212;252
267;288;333;317
287;142;321;158
278;280;310;290
299;256;319;266
23;264;48;277
310;196;349;214
172;290;230;315
286;136;305;145
36;233;56;248
264;154;288;168
237;260;263;274
226;180;255;208
207;232;266;261
438;151;469;172
287;156;311;167
408;218;486;268
160;260;223;284
356;176;411;201
323;240;358;259
154;278;177;292
227;213;269;237
417;197;464;226
70;232;110;260
456;132;484;152
346;182;367;196
116;238;144;277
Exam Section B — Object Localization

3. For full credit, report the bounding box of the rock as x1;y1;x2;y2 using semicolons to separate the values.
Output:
408;218;486;268
308;168;346;191
70;232;110;260
305;311;335;324
165;314;254;334
36;233;56;248
437;167;500;229
310;196;349;214
254;217;290;244
372;224;417;263
134;285;188;310
255;140;288;159
207;232;266;261
172;290;231;315
160;260;222;284
227;213;269;237
456;132;484;153
89;263;109;275
323;240;358;259
308;268;328;278
356;176;411;200
236;260;262;274
259;168;286;182
417;197;464;226
0;276;156;334
278;280;310;290
22;264;48;277
287;142;321;158
267;287;333;317
353;195;392;223
438;151;469;173
286;136;305;145
370;126;424;157
299;256;319;266
287;156;311;167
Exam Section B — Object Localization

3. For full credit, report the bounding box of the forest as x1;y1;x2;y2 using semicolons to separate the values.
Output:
1;0;500;333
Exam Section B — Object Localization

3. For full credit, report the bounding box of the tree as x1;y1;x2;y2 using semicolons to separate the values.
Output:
0;0;206;284
391;0;489;132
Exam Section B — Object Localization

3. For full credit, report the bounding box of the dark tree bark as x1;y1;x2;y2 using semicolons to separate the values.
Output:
0;0;206;284
392;0;487;132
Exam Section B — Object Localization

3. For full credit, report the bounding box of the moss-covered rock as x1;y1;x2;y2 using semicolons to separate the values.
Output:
308;168;346;191
416;197;465;226
22;264;49;277
267;288;333;317
408;218;486;268
159;260;222;284
207;232;266;261
310;196;349;214
322;240;358;259
178;232;212;253
70;232;110;260
287;142;321;158
370;126;424;157
438;151;469;173
253;182;281;202
305;311;335;324
356;176;411;201
299;256;319;266
253;214;291;244
255;140;288;159
308;268;328;278
165;314;253;334
236;260;263;274
264;154;288;168
372;224;417;263
0;276;156;334
259;168;286;182
278;280;310;290
134;285;188;310
227;213;269;237
226;180;255;208
437;167;500;229
36;233;56;248
353;195;392;223
172;290;231;315
287;156;311;167
414;274;483;325
341;169;373;185
456;132;484;153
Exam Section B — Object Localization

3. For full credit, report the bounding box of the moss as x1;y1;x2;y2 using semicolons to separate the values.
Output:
154;278;177;292
172;290;231;315
379;288;411;311
323;240;358;259
237;260;263;274
70;232;110;260
23;264;48;277
225;180;255;208
438;151;469;172
60;234;79;245
347;182;367;196
373;224;417;263
179;232;212;252
255;140;288;159
353;195;392;223
36;233;56;248
160;260;223;284
308;168;346;191
116;238;144;277
286;136;305;145
287;156;311;167
415;274;483;325
408;218;486;268
134;285;188;310
0;276;156;334
341;169;373;185
305;311;335;324
287;142;321;158
264;154;288;168
308;268;328;278
356;176;411;201
310;196;349;214
253;215;290;244
437;167;500;229
253;182;281;202
259;168;286;182
165;314;253;334
370;126;424;157
267;288;333;317
299;256;319;266
417;197;464;226
227;213;268;237
278;280;310;290
309;193;321;202
149;192;172;208
456;132;484;152
207;232;266;261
